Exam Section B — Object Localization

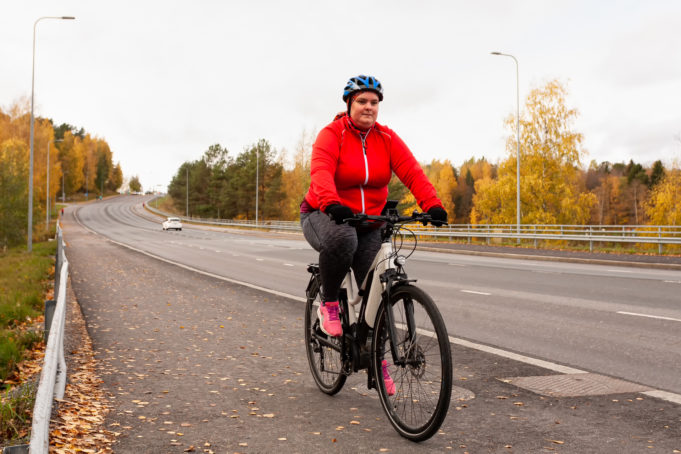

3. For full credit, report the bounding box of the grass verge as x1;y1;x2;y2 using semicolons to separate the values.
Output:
0;240;56;445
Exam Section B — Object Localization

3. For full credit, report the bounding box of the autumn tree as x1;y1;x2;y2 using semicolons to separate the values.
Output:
109;162;123;192
281;129;314;220
646;165;681;225
396;159;457;218
472;80;595;225
454;157;495;223
129;175;142;193
649;160;665;188
56;131;85;200
0;138;29;248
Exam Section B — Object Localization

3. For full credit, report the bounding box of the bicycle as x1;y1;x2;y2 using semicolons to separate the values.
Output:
304;202;453;441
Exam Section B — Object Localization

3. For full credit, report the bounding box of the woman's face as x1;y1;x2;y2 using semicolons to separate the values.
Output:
349;91;380;129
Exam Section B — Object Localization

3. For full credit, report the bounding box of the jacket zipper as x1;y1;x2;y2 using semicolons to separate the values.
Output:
359;132;369;214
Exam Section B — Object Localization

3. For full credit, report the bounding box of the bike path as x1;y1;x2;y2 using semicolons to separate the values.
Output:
61;213;681;453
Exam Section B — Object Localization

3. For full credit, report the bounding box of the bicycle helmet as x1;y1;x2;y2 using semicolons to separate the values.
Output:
342;75;384;102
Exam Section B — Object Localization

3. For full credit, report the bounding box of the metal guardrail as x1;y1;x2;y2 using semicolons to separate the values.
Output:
145;203;681;254
28;224;69;453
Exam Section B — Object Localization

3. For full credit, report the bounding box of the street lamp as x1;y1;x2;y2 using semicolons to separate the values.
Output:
28;15;75;251
46;138;64;229
491;51;521;237
255;148;259;225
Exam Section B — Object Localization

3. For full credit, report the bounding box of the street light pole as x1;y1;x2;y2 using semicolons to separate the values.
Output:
28;15;75;251
46;138;64;229
491;51;521;237
255;149;259;225
186;166;189;217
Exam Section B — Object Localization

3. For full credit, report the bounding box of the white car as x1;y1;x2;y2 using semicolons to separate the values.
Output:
162;217;183;231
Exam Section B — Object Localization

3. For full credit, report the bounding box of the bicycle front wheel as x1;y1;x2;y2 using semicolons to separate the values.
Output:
304;279;346;395
372;284;452;441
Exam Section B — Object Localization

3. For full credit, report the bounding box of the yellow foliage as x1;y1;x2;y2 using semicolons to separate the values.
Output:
281;129;314;220
646;167;681;225
473;80;595;225
399;159;456;216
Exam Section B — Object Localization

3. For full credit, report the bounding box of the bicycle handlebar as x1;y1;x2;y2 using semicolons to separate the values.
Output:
343;211;448;227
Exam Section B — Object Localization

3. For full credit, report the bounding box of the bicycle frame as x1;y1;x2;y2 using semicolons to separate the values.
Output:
337;216;420;373
342;240;395;328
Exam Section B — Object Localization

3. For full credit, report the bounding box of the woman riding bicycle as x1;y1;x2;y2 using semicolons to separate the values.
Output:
300;74;447;339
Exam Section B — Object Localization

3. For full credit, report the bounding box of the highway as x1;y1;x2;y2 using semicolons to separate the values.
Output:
73;195;681;396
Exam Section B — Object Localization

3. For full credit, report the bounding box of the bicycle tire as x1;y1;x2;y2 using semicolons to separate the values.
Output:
372;284;452;441
304;277;346;395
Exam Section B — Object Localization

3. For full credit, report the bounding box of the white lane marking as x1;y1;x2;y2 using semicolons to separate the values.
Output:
617;311;681;323
256;258;264;261
461;289;491;296
284;263;294;267
607;269;634;273
664;280;681;284
641;390;681;405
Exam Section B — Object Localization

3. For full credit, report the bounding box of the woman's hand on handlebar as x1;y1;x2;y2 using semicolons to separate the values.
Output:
325;204;355;225
427;206;448;227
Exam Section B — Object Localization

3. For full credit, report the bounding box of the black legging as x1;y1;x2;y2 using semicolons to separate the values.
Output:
301;210;382;302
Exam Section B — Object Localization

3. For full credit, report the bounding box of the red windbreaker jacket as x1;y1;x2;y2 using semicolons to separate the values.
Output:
304;115;443;215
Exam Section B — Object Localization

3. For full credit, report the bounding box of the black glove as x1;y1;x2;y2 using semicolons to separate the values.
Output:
325;204;354;225
427;206;448;227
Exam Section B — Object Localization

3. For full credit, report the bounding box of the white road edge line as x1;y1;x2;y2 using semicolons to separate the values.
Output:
72;209;681;407
617;311;681;323
449;336;586;375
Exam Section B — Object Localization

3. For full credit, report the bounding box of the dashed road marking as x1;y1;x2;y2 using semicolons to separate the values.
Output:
617;311;681;323
461;289;491;296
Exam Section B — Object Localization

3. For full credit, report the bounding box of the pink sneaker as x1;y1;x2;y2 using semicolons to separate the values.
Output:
317;301;342;337
382;360;396;396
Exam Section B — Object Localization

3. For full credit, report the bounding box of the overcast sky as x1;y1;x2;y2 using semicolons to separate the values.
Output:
2;1;680;191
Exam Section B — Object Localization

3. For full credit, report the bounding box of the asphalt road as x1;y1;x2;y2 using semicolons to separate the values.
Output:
75;195;681;395
61;196;681;453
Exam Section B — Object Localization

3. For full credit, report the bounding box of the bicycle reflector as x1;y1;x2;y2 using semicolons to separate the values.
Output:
394;255;407;267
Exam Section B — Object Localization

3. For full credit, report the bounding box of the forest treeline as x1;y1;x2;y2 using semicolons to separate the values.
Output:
168;80;680;227
0;101;125;249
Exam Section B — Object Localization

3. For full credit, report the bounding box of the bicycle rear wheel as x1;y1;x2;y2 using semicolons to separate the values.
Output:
304;278;346;395
372;284;452;441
